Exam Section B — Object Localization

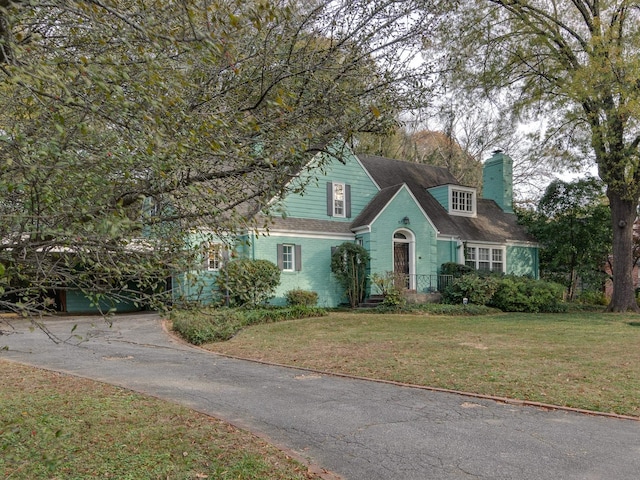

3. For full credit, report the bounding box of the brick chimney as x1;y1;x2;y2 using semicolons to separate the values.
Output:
482;149;514;213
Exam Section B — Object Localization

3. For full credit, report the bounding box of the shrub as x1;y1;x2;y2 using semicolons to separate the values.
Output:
381;287;406;308
331;243;370;308
577;290;608;306
171;309;244;344
440;262;475;277
369;271;406;308
285;289;318;306
171;306;327;344
442;274;499;306
490;276;567;313
215;259;280;307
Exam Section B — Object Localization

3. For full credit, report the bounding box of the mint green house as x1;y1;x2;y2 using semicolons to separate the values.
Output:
174;143;538;307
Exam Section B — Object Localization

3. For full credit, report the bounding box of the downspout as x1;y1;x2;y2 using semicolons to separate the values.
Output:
457;238;465;264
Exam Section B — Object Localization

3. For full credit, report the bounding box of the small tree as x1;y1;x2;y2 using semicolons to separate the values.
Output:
518;178;611;301
331;243;370;308
215;259;280;307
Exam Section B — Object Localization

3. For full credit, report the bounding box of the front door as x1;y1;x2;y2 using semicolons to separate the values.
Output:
393;238;410;289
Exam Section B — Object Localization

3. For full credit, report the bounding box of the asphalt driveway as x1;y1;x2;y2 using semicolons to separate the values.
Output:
2;313;640;479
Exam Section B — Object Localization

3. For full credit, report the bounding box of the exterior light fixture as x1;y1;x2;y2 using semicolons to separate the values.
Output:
402;216;410;225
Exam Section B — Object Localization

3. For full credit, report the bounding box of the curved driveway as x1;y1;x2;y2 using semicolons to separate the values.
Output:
2;313;640;480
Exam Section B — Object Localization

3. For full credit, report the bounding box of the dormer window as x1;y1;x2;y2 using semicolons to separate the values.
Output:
449;186;476;217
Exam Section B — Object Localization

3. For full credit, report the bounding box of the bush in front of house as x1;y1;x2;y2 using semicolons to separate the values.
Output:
285;289;319;306
442;273;567;313
215;259;280;307
489;276;567;313
442;273;500;306
171;308;244;344
440;262;475;277
172;306;327;344
577;290;608;306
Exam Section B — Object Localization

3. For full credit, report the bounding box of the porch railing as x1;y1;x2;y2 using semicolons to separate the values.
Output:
393;274;455;293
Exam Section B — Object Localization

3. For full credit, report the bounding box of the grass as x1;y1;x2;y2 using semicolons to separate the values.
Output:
200;310;640;417
0;361;319;480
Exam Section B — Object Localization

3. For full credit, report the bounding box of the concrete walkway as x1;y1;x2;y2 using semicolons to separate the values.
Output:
2;313;639;479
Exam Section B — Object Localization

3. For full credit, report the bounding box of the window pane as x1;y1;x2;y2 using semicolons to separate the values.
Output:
466;246;476;260
282;245;294;271
479;248;490;261
452;189;473;212
208;244;221;270
334;184;344;216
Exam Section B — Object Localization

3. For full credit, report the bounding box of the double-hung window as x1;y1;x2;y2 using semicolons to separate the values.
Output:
333;183;345;217
326;182;351;218
277;244;302;272
206;244;224;271
465;245;505;273
281;244;294;271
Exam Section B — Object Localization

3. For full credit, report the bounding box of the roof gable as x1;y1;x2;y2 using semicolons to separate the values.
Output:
351;184;437;233
274;143;380;222
357;153;534;244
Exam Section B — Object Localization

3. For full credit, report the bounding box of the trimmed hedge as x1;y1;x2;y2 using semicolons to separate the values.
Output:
443;274;567;313
171;305;327;345
490;276;567;313
285;289;319;306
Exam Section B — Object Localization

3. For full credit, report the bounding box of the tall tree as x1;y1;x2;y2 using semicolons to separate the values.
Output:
519;178;611;301
425;1;640;311
0;0;433;315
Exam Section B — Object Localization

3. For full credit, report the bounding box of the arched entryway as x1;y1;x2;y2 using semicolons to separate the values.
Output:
393;230;415;290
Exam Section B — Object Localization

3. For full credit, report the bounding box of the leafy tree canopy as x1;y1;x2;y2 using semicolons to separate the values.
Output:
0;0;432;314
423;0;640;311
518;177;611;300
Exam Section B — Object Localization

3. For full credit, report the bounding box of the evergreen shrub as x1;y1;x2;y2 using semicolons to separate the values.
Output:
215;259;280;307
285;289;319;306
442;274;499;306
490;276;567;313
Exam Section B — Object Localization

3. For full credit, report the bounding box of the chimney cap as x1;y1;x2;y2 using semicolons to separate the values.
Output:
492;148;504;155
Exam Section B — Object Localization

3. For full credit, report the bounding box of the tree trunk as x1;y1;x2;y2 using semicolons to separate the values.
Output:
606;190;640;312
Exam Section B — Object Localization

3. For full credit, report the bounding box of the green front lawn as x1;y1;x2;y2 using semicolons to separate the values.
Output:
201;311;640;417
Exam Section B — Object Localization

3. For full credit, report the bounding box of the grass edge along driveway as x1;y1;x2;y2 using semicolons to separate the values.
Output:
203;311;640;418
0;360;321;480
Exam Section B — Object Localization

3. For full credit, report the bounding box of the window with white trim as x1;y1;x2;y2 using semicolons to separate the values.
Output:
333;182;345;217
206;243;224;271
465;245;505;272
277;244;302;272
326;182;351;218
449;185;476;217
451;188;474;214
282;244;294;271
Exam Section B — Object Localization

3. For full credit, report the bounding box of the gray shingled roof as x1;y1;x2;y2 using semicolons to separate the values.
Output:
350;184;403;229
357;154;534;244
265;216;354;235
